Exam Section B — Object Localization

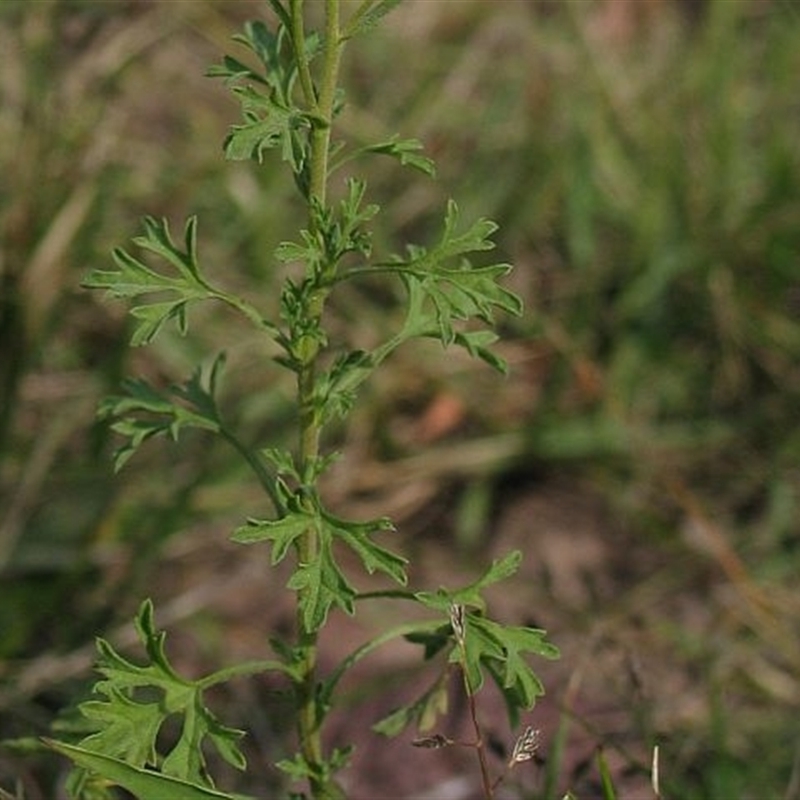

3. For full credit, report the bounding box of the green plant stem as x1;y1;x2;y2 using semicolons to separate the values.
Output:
220;429;283;513
290;0;316;109
292;2;344;796
198;659;290;690
309;0;341;208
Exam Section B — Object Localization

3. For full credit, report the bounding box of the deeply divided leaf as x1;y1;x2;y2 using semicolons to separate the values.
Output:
224;86;308;170
353;201;522;362
287;531;357;632
372;673;450;737
233;502;406;632
344;0;404;39
83;216;213;346
47;741;254;800
412;552;559;728
100;357;224;470
54;601;247;795
364;135;436;176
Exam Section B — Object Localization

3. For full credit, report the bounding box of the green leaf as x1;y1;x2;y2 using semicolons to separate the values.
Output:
315;349;375;422
233;509;348;632
128;301;189;346
344;0;404;39
83;216;212;346
99;356;225;470
45;740;254;800
231;510;313;559
331;178;379;261
452;330;509;373
57;600;247;791
234;499;406;631
403;624;452;661
275;748;351;800
413;552;558;727
448;610;558;726
322;510;407;586
206;54;269;87
275;230;321;267
355;201;521;357
597;747;618;800
363;134;436;176
372;672;449;736
266;1;292;33
416;551;523;613
464;615;558;709
214;18;319;175
453;550;523;604
277;178;378;276
412;201;523;332
260;447;301;478
288;529;357;632
224;85;308;169
76;688;162;767
133;216;202;282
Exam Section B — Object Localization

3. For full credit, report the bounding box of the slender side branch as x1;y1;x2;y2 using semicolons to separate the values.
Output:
219;429;283;514
452;604;494;800
290;0;316;108
464;674;494;800
308;0;342;209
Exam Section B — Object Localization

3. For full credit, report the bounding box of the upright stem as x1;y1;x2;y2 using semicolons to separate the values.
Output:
291;2;343;796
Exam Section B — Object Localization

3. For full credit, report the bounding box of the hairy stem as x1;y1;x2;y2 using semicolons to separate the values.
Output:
292;2;344;796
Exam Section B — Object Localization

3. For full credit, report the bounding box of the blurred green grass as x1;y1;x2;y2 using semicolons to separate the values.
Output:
1;1;799;797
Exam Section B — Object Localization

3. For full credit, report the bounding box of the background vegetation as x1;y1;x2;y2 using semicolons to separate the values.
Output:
1;1;799;798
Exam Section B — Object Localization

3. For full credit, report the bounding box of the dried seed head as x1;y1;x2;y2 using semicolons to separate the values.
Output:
412;734;453;749
449;603;466;646
510;726;540;765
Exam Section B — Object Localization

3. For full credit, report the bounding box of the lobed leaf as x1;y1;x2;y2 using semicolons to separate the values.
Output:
452;329;509;373
416;551;522;613
206;54;269;86
53;601;247;795
234;502;406;631
315;349;375;422
99;357;224;471
277;179;378;279
322;510;407;586
354;201;522;361
76;688;161;767
83;216;214;347
287;532;357;632
344;0;404;39
372;672;450;737
214;16;320;176
413;552;559;727
275;747;351;800
45;741;254;800
459;615;558;710
128;300;189;346
224;86;307;169
133;216;201;283
230;511;313;560
363;135;436;176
